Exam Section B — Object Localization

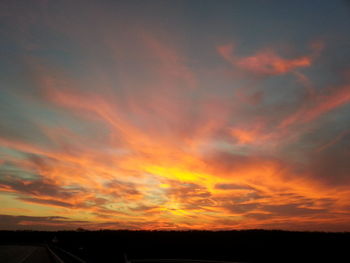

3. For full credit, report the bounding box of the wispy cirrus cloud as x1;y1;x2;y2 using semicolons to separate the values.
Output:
0;0;350;231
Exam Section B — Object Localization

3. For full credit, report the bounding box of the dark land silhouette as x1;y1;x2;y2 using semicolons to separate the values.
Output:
1;230;349;263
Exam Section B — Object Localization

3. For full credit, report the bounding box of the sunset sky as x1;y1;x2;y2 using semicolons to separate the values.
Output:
1;0;350;231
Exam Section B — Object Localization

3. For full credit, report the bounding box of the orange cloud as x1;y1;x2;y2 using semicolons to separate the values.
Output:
237;51;311;75
279;84;350;128
217;42;322;75
1;31;349;231
230;128;259;144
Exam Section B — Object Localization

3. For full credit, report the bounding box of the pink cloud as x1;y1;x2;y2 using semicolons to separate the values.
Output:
279;84;350;128
217;42;323;75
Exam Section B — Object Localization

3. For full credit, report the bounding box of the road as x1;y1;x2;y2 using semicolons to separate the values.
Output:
0;245;56;263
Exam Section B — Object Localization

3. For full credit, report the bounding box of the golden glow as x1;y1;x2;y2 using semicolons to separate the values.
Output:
0;21;349;231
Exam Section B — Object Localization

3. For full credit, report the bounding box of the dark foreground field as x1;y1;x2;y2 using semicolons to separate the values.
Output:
1;230;349;263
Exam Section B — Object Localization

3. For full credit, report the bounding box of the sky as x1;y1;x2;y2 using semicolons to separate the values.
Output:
1;0;350;231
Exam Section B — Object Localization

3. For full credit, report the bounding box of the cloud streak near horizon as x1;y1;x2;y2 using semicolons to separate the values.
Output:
1;0;350;231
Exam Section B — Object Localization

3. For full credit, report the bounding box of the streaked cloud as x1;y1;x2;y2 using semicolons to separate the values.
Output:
0;0;350;231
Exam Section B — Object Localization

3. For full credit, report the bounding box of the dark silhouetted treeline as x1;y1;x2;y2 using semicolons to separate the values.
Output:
1;230;349;262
